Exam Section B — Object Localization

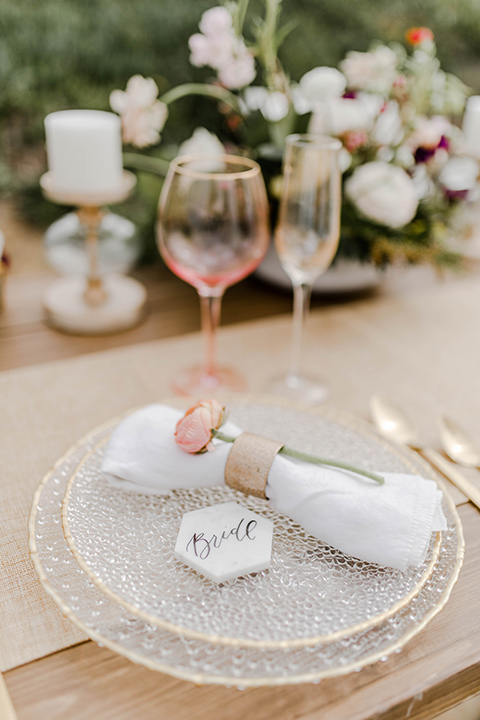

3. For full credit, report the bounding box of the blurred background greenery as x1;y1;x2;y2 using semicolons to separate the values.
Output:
1;0;480;252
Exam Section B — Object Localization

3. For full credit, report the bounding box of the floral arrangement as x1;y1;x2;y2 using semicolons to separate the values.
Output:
109;1;477;269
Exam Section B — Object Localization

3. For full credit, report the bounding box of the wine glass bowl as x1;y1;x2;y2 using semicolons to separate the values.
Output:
157;154;270;395
270;134;342;403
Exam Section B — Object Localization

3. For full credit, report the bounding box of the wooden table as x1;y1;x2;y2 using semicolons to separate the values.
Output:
1;201;480;720
0;196;451;373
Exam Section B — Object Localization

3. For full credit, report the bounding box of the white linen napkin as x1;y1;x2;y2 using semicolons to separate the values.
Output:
101;404;447;571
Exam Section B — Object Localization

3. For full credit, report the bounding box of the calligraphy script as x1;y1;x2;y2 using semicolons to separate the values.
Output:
186;517;258;560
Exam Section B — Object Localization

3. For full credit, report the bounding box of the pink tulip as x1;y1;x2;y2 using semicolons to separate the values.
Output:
175;400;225;454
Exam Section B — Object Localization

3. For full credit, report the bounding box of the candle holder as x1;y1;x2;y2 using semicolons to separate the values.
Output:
40;171;147;334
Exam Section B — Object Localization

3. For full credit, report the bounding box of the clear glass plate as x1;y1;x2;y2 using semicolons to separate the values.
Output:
29;399;464;686
61;401;443;648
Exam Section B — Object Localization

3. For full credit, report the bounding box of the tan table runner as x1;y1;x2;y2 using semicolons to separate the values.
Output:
2;275;480;672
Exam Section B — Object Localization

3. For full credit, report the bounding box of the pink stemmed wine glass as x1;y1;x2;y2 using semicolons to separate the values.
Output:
157;154;270;396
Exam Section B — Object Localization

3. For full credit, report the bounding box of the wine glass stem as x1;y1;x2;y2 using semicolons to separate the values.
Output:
289;281;313;379
199;291;223;377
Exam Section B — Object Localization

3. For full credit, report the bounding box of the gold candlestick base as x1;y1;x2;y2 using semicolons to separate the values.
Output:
40;171;146;335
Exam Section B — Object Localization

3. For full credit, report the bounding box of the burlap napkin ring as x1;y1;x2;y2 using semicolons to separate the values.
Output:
224;432;284;499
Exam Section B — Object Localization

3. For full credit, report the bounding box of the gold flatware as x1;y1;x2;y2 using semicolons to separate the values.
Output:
439;415;480;468
370;395;480;511
0;673;17;720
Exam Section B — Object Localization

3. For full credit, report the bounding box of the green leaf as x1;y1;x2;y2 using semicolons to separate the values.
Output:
275;19;297;51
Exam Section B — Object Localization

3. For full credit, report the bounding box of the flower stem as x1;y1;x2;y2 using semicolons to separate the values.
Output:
234;0;251;35
279;446;384;484
160;83;242;113
123;152;170;177
212;430;384;485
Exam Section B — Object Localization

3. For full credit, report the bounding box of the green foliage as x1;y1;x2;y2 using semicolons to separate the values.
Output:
2;0;480;167
2;0;480;266
338;198;464;270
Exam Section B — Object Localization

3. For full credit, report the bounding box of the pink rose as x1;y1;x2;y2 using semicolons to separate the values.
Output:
174;399;225;454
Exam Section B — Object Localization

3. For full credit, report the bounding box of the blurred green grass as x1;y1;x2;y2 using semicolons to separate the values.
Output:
1;0;480;248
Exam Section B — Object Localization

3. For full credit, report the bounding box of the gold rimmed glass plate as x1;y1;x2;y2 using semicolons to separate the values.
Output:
60;399;445;649
28;397;463;686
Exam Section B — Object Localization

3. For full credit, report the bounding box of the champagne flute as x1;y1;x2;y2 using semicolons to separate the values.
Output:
270;134;342;403
157;154;270;396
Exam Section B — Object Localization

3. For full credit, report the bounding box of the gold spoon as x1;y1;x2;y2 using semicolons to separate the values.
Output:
370;395;480;510
439;416;480;468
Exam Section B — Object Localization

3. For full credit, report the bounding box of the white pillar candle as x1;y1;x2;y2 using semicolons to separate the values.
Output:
463;96;480;159
44;110;123;194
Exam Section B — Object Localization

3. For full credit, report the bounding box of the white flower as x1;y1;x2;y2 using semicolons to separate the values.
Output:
436;72;469;116
395;146;415;169
110;75;168;148
244;86;269;112
188;33;212;67
373;101;403;146
189;32;237;71
218;45;256;89
340;46;398;95
339;148;352;173
376;146;395;163
110;74;159;113
206;34;240;71
298;67;347;109
439;156;479;192
356;92;384;118
291;85;312;115
121;103;168;148
188;7;255;90
345;161;419;228
308;97;371;136
410;164;434;200
244;87;289;121
178;127;225;157
260;91;289;122
199;6;233;36
406;115;451;152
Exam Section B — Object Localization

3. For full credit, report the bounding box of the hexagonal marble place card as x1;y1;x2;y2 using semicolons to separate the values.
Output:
174;501;274;583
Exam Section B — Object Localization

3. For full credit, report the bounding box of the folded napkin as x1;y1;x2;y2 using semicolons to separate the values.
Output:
101;404;447;571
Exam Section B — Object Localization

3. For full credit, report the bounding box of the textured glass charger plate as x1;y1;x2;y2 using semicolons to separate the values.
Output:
29;398;464;687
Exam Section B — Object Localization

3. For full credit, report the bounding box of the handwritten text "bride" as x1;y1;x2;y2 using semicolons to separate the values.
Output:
186;517;258;560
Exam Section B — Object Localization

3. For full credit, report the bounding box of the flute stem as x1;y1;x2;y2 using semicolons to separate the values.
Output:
289;281;313;381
